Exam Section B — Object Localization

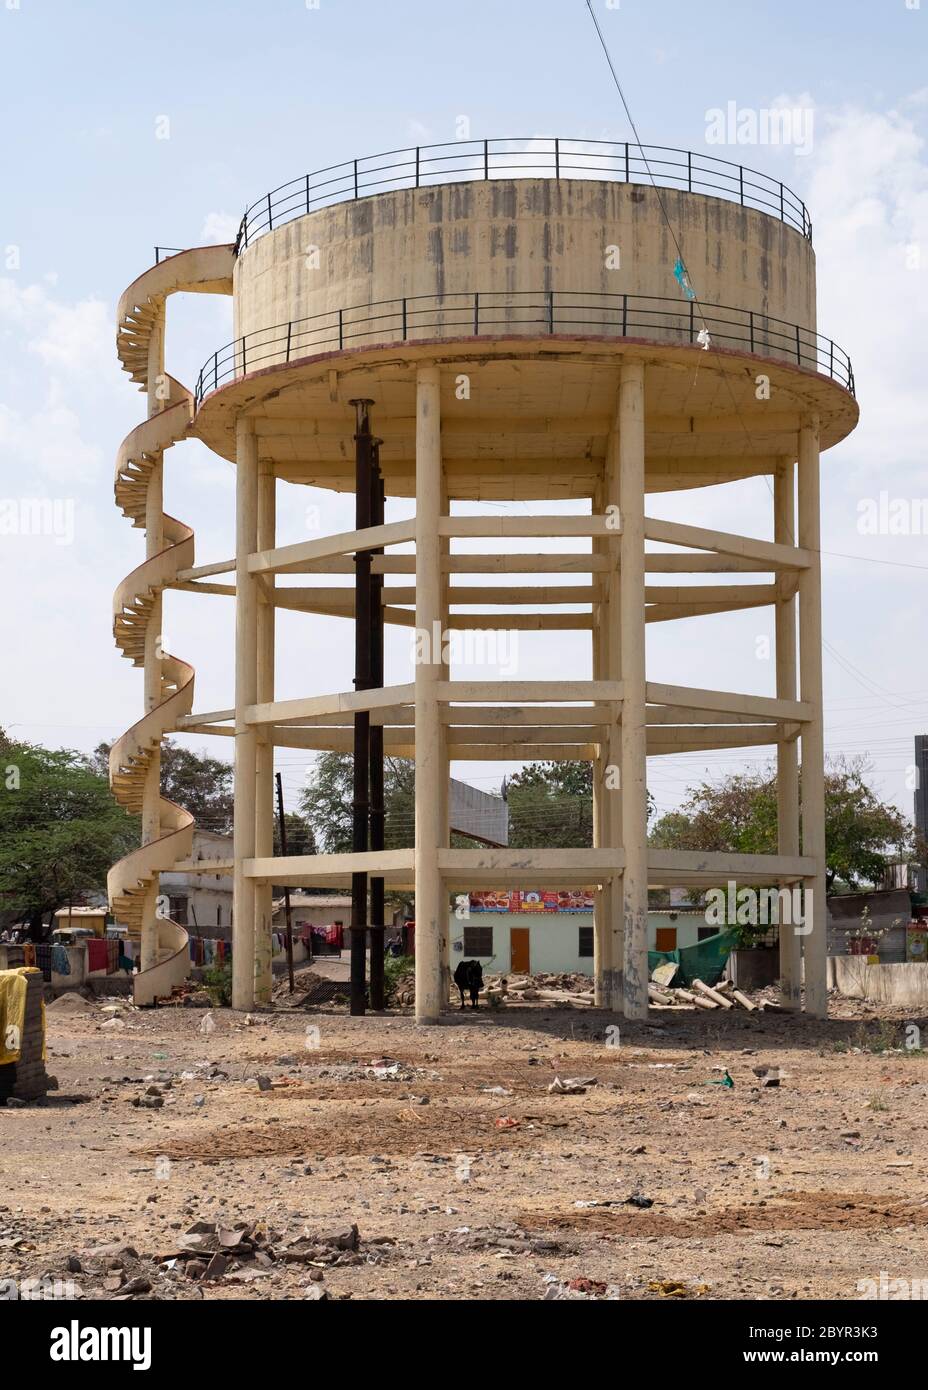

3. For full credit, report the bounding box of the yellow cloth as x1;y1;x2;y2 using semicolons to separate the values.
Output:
0;967;42;1065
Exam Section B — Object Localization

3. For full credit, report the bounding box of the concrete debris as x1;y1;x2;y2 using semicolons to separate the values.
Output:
547;1075;597;1095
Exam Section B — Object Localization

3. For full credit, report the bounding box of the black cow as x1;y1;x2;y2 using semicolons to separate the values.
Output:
453;959;484;1010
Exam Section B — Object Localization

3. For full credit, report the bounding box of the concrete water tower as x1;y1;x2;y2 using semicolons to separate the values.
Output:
111;138;857;1017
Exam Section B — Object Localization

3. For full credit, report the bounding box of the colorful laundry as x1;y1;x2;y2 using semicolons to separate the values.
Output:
86;938;108;973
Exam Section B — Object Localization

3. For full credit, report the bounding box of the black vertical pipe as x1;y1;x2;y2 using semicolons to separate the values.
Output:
349;398;375;1016
274;772;295;993
368;445;386;1009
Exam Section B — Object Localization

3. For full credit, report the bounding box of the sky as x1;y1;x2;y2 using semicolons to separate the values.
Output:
0;0;926;828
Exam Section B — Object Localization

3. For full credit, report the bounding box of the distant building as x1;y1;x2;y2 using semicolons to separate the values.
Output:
450;892;712;975
161;830;233;938
915;735;928;895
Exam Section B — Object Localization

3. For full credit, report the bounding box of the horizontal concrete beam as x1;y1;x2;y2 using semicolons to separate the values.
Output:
249;519;416;575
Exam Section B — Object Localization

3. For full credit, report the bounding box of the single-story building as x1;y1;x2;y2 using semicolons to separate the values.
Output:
52;906;108;937
450;892;714;975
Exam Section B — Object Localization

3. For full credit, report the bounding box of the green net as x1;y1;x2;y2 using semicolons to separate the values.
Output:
647;928;738;988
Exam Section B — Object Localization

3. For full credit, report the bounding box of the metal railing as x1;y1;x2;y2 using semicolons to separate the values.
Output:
194;289;854;404
236;138;812;250
154;246;184;264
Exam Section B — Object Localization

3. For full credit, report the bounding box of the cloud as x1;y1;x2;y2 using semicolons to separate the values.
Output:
0;395;104;488
200;211;240;244
0;277;110;377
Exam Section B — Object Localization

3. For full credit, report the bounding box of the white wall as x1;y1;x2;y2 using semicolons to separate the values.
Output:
450;912;594;976
449;909;711;974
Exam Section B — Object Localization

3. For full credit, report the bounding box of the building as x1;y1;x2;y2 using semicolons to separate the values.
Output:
160;830;234;939
914;735;928;895
51;906;108;937
452;895;711;976
110;135;858;1017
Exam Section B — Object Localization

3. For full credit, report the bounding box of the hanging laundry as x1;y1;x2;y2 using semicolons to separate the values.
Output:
86;938;108;973
51;943;71;976
34;944;52;981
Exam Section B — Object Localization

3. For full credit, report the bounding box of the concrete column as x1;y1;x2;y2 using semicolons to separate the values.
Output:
438;475;451;1004
414;364;444;1023
603;413;623;1009
774;458;802;1008
618;362;648;1020
591;479;610;1008
797;416;827;1017
140;309;166;972
232;417;259;1012
254;458;276;1004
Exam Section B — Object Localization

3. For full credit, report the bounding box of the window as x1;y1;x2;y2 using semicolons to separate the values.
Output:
655;927;677;953
169;896;188;925
697;925;717;942
216;905;222;927
578;926;594;958
463;926;493;957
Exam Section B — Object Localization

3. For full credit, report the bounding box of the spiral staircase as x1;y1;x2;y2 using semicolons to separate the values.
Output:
108;247;234;1004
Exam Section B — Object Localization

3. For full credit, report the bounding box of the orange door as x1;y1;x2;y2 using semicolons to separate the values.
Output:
655;927;677;953
510;927;530;973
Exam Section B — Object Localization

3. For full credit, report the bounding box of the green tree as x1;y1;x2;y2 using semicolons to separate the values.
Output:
300;751;416;852
506;762;595;848
505;761;654;849
649;755;911;892
273;810;316;857
0;736;138;936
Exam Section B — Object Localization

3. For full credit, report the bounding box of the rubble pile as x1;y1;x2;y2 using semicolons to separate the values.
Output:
57;1219;392;1299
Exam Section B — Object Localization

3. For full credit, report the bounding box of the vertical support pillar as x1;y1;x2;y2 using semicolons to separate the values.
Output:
437;474;451;1002
368;444;386;1011
232;417;259;1012
604;409;623;1008
774;458;802;1008
414;364;444;1023
140;308;166;972
350;400;375;1015
798;415;827;1017
254;457;276;1004
591;479;613;1008
618;362;649;1020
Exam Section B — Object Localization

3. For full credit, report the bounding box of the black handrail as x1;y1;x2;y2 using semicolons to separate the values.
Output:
235;138;812;251
154;246;184;265
194;288;854;405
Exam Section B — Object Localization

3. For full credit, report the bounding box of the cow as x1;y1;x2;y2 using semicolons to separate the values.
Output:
453;959;484;1011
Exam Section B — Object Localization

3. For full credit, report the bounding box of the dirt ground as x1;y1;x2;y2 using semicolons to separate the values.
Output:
2;978;928;1302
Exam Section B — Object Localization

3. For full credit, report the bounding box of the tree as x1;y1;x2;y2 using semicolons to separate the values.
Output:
300;751;416;852
505;761;654;849
649;755;912;892
506;762;595;848
92;738;234;835
0;736;138;936
273;811;316;858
